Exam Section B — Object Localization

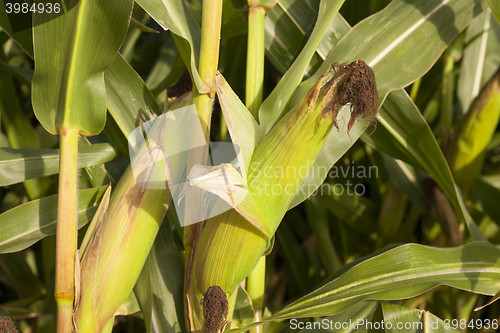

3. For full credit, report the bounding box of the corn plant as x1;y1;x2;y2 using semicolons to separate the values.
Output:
0;0;500;332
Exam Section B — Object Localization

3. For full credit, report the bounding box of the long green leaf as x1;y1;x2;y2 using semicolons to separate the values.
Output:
301;301;379;333
135;217;185;333
0;8;159;143
457;8;500;115
226;242;500;331
259;0;346;132
0;64;52;200
287;0;486;239
380;154;424;208
449;68;500;190
485;0;500;23
32;0;133;134
0;251;44;297
0;0;33;57
0;143;119;186
381;303;460;333
78;137;129;187
0;186;108;253
305;197;341;275
318;184;378;234
470;176;500;226
232;285;255;326
369;90;485;241
135;0;205;92
105;53;160;138
215;73;264;178
264;0;350;80
0;58;33;85
292;0;485;113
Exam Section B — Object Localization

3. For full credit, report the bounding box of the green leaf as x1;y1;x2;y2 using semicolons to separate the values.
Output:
0;62;36;149
275;242;500;318
287;1;487;241
32;0;133;134
0;186;108;253
371;90;485;241
0;143;119;187
226;242;500;331
0;0;33;57
79;137;128;187
362;124;423;171
113;291;141;316
449;69;500;190
264;0;350;77
145;37;179;92
277;223;309;294
105;53;160;138
470;176;500;226
259;0;346;133
232;286;255;326
0;58;33;85
221;0;247;39
485;0;500;23
135;0;205;92
0;68;53;200
381;303;460;333
135;217;185;333
0;251;44;296
380;154;423;209
318;184;378;234
305;197;341;275
292;0;486;114
301;301;379;333
215;72;264;178
1;14;162;143
457;8;500;115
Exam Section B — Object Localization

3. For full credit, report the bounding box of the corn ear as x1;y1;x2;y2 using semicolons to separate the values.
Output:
247;65;347;232
448;67;500;191
74;159;169;331
190;65;352;322
191;62;378;331
191;208;268;329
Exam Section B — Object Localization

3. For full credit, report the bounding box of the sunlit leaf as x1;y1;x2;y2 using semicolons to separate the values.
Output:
226;242;500;331
0;144;120;186
32;0;133;135
0;186;108;253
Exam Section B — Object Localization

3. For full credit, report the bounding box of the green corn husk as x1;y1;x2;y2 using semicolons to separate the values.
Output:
74;160;169;331
448;67;500;191
191;65;372;326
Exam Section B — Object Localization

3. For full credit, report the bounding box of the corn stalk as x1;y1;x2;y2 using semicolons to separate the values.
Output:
74;153;170;331
185;0;224;331
245;0;276;329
